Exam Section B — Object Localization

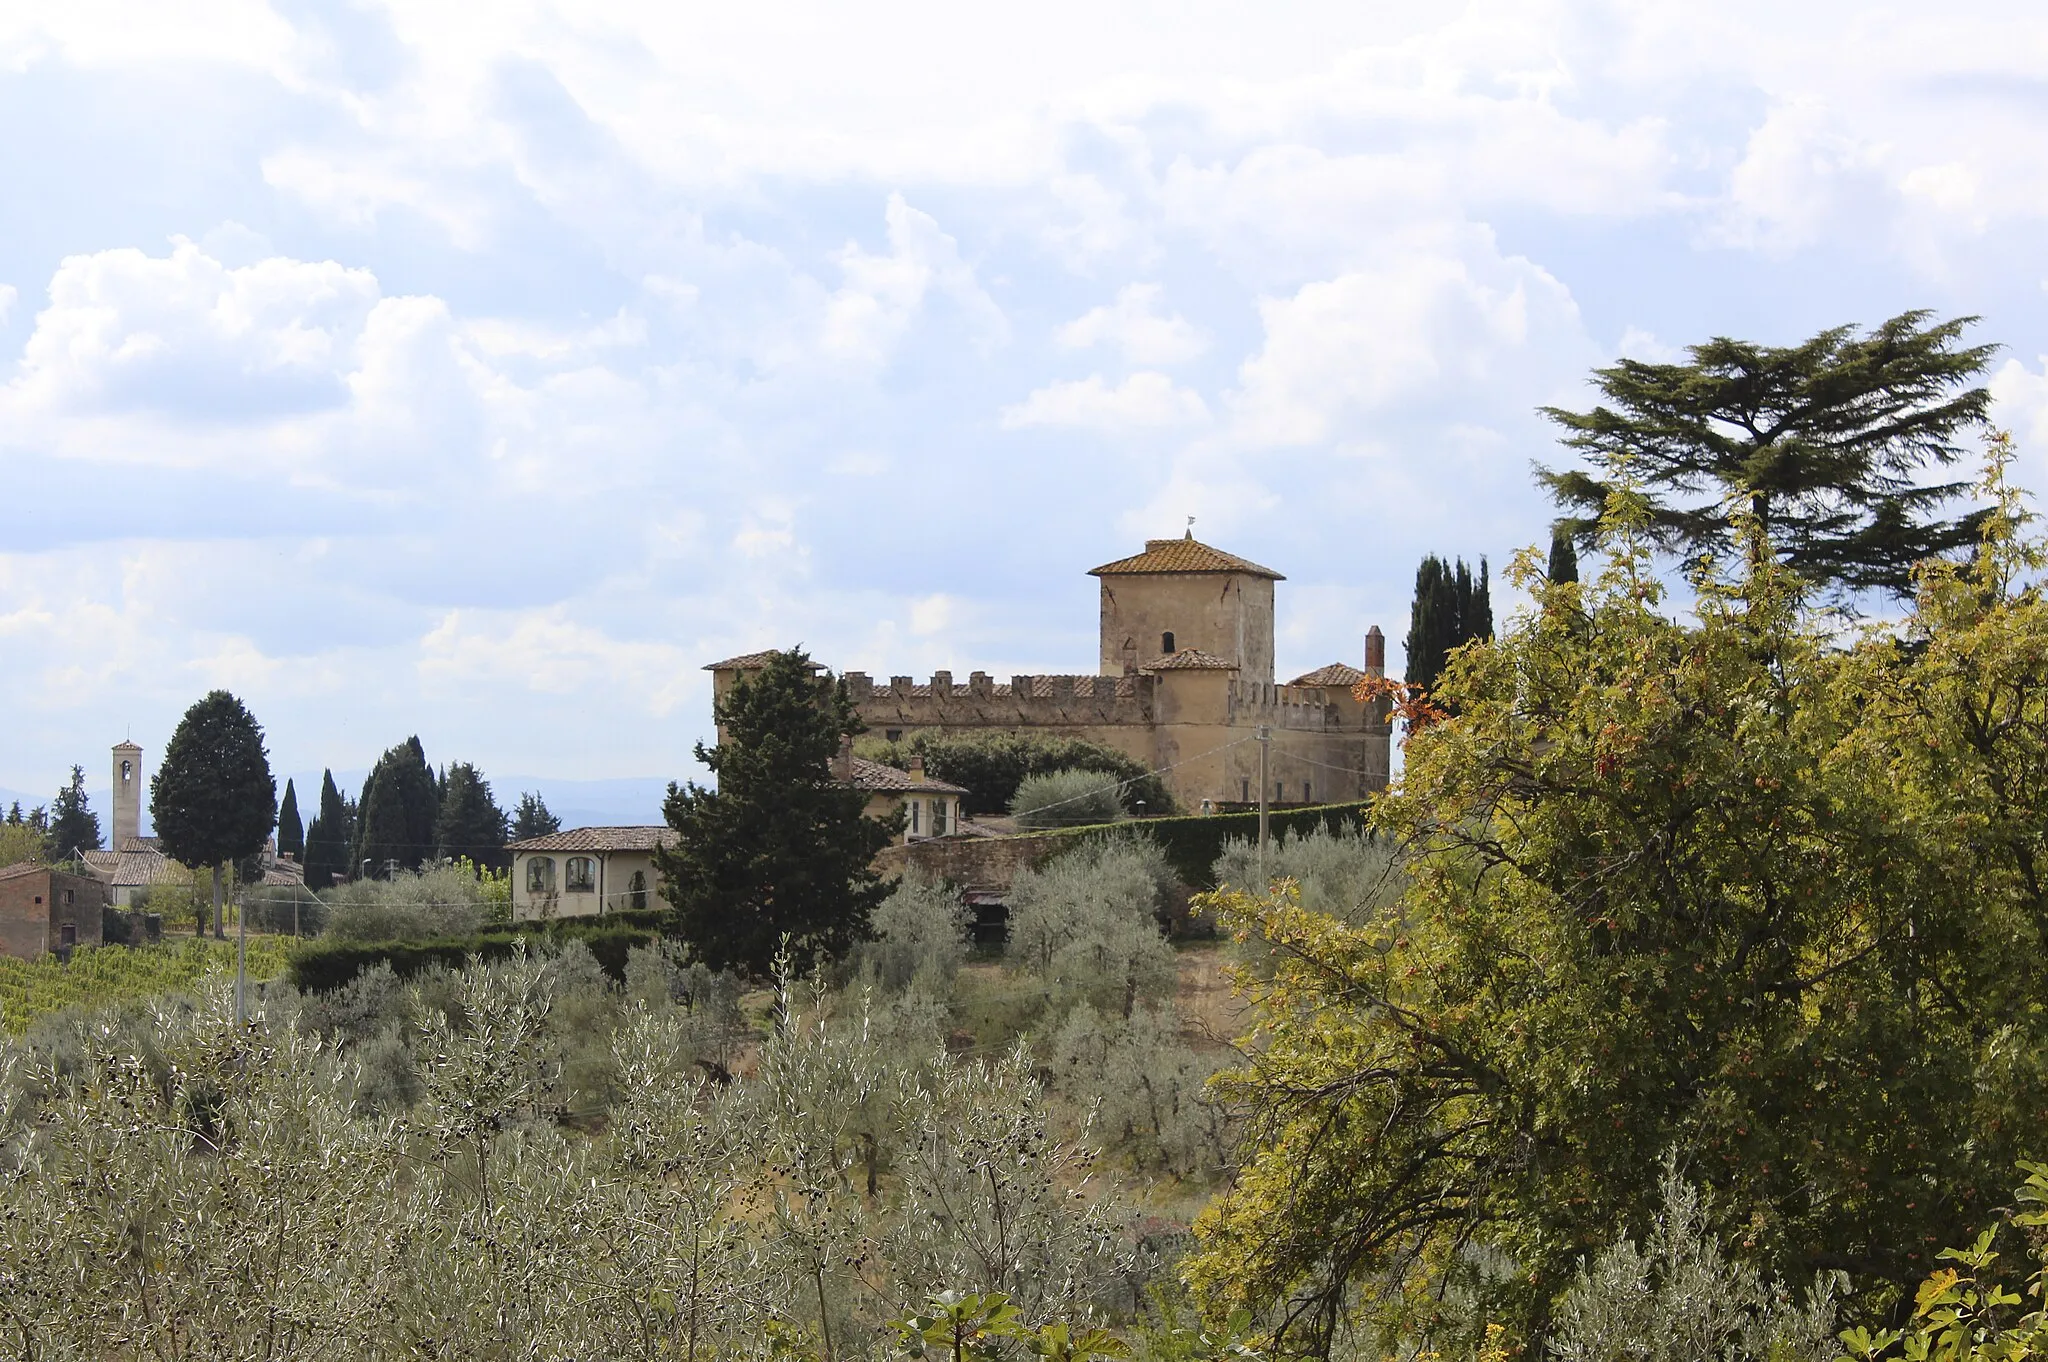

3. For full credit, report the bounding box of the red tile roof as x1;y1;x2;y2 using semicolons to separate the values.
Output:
850;757;968;794
506;826;679;853
702;650;805;672
1089;534;1283;580
0;860;47;882
1287;663;1367;688
1141;648;1238;671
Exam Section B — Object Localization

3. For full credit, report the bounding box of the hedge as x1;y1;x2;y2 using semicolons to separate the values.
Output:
288;911;667;993
1033;800;1374;887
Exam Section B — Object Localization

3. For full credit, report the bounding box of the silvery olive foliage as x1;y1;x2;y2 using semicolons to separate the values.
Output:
1006;841;1179;1018
1211;825;1400;925
859;871;973;992
1047;1002;1235;1179
1549;1167;1841;1362
0;941;1129;1361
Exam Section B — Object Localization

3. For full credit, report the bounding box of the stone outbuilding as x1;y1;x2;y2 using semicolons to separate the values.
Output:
0;862;108;959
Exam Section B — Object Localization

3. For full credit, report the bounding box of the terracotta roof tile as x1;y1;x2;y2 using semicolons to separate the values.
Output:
1089;534;1283;580
702;650;810;672
505;826;679;853
0;860;47;882
1140;648;1238;671
1287;663;1367;687
849;757;968;794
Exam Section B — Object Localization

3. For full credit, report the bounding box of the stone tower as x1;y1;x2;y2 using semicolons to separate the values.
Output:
111;741;142;849
1089;533;1282;683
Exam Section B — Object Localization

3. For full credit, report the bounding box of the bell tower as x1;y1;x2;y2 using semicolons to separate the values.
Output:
112;741;142;848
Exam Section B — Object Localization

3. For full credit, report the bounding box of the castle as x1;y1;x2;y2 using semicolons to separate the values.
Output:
707;534;1392;813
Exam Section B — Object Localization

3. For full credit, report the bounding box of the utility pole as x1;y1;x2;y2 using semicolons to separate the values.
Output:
1256;725;1272;884
235;882;246;1024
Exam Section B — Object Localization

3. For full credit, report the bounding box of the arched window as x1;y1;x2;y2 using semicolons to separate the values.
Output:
628;870;648;911
565;857;597;893
526;857;556;894
1161;631;1176;653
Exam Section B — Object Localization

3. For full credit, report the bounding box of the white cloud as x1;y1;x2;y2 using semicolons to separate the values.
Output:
0;284;15;326
1056;284;1207;365
419;608;698;717
1000;372;1210;431
822;194;1006;366
1225;238;1586;448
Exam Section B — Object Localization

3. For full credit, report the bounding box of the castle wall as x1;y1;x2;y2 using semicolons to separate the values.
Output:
1098;573;1275;682
845;668;1389;811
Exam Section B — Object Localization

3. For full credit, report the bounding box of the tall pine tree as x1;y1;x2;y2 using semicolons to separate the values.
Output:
45;765;102;860
1547;528;1579;584
511;791;561;840
654;648;896;975
354;738;438;877
435;762;508;871
275;778;304;860
1538;311;1994;598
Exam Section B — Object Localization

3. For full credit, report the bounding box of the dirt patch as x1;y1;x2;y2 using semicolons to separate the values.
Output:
1173;942;1248;1052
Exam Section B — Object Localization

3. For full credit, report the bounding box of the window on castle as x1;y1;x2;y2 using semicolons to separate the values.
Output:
1161;631;1176;653
1304;781;1312;803
1240;779;1249;802
886;729;903;742
1276;781;1284;802
566;857;597;893
526;857;557;894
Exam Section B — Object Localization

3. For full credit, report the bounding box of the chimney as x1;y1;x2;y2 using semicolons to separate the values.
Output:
908;755;926;781
1364;626;1385;678
832;735;853;783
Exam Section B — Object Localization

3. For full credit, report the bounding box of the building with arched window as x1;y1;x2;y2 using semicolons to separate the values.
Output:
505;826;676;921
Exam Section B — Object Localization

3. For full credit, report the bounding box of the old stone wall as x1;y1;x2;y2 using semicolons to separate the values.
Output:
0;868;106;959
1097;572;1275;681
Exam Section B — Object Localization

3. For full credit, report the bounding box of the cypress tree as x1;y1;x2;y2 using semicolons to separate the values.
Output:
1405;555;1493;699
1547;528;1580;584
654;648;896;975
354;738;438;877
435;762;509;871
276;779;304;860
151;690;276;939
302;770;351;888
1538;311;1995;598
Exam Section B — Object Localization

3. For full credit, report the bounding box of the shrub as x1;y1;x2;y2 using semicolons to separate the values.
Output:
1047;1002;1234;1179
857;872;970;991
1006;839;1177;1016
287;916;662;993
320;863;496;942
241;883;328;936
1210;822;1399;923
1010;769;1127;830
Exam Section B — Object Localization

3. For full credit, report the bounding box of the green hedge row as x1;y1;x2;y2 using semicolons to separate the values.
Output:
1034;800;1374;887
288;911;667;994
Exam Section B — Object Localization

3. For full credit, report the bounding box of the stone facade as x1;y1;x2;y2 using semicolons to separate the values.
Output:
707;534;1392;811
0;862;107;959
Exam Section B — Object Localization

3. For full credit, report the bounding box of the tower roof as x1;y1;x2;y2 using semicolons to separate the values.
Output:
1088;533;1283;580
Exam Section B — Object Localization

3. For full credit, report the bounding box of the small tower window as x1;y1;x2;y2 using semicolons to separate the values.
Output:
1304;781;1312;803
1161;631;1176;654
1240;778;1249;802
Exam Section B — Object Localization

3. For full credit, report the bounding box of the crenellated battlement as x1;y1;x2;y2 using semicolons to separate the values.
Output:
846;670;1157;729
1227;679;1370;731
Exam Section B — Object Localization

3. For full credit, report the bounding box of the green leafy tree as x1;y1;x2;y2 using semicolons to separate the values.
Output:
1009;768;1126;829
435;762;508;870
1539;310;1995;598
655;648;896;975
1188;453;2048;1355
302;769;353;888
1403;553;1491;697
45;765;102;860
511;790;561;841
151;690;276;940
354;737;438;877
276;778;304;860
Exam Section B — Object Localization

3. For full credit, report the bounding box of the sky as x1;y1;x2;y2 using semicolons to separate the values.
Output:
7;0;2048;820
